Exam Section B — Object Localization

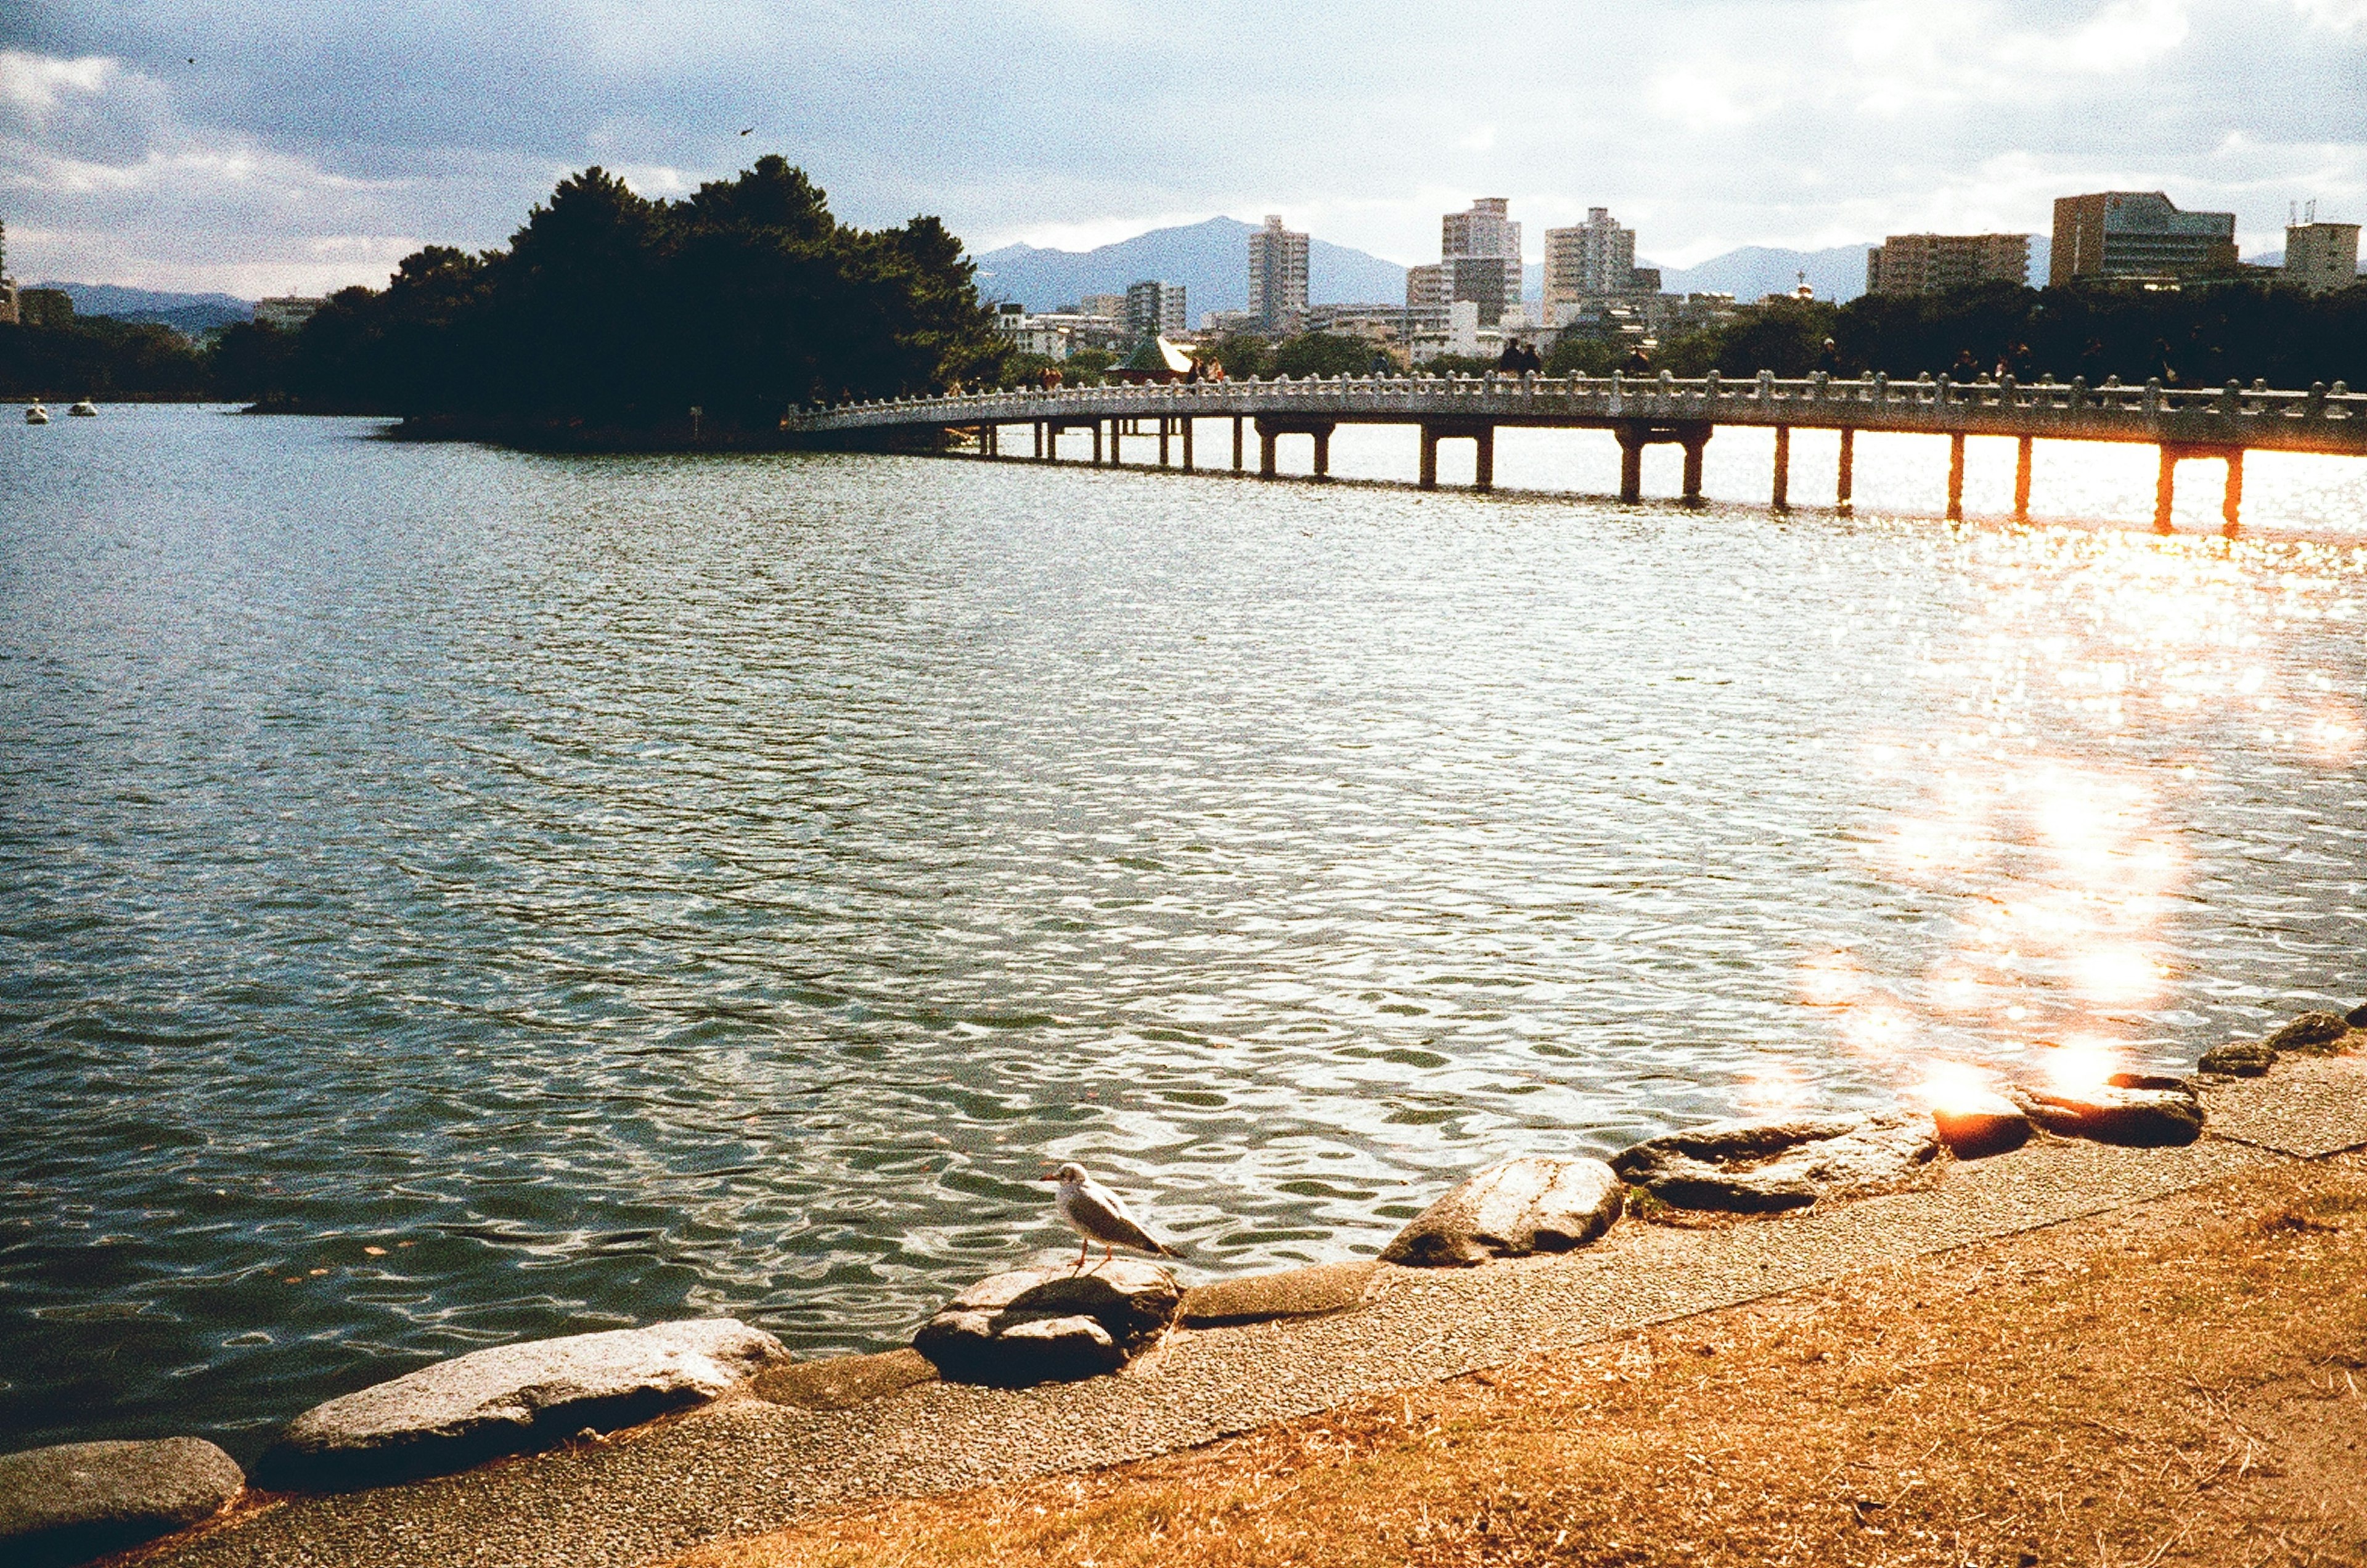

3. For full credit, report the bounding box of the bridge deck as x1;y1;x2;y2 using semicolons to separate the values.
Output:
788;371;2367;458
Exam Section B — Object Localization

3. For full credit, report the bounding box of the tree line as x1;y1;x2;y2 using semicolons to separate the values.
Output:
2;158;1008;437
1548;279;2367;387
10;226;2362;419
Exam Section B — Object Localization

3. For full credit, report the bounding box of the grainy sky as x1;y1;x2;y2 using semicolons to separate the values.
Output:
1;0;2362;295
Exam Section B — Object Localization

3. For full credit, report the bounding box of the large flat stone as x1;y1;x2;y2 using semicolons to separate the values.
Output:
1611;1113;1939;1213
1181;1262;1378;1326
914;1262;1182;1388
1931;1092;2031;1159
1379;1157;1624;1267
2008;1075;2203;1148
0;1437;243;1568
2265;1011;2354;1054
255;1319;787;1493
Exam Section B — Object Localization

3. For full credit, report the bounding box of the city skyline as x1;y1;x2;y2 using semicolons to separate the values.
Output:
1;0;2363;296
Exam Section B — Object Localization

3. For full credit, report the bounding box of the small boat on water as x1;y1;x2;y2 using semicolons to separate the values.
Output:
68;398;97;417
25;401;49;425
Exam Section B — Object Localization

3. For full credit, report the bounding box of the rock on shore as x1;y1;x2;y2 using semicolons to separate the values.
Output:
2006;1074;2203;1147
255;1318;788;1492
0;1437;243;1568
1611;1113;1939;1212
2201;1008;2367;1077
914;1261;1182;1387
1379;1157;1624;1267
1929;1092;2032;1159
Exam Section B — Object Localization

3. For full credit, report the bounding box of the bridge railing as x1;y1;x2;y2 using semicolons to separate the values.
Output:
797;372;2362;426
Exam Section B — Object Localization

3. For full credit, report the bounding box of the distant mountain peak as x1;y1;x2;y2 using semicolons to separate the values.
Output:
973;216;1405;314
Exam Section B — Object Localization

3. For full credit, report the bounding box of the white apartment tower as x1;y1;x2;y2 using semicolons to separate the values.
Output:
1542;208;1638;308
1441;197;1522;326
1247;214;1309;334
1124;279;1187;340
2284;218;2360;294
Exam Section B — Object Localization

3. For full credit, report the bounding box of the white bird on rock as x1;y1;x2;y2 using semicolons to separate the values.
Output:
1042;1161;1180;1269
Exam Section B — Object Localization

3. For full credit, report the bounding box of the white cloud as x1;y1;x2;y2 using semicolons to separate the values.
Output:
2292;0;2367;32
0;2;2361;293
2037;0;2192;73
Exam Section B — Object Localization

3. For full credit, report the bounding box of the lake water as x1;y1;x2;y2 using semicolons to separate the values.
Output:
2;404;2363;1461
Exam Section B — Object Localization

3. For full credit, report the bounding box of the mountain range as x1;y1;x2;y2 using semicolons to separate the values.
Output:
973;216;1409;315
972;219;2048;318
29;283;254;335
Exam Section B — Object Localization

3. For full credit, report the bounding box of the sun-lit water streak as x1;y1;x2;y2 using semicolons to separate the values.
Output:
1;406;2362;1463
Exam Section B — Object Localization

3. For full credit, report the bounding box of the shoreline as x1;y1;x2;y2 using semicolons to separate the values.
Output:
80;1038;2366;1568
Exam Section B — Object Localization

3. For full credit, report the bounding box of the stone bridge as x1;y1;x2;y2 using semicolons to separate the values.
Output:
785;371;2367;530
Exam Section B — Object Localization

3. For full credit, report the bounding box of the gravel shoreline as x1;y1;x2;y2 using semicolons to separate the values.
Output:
115;1057;2366;1568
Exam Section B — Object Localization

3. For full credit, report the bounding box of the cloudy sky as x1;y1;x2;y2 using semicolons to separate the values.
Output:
1;0;2362;296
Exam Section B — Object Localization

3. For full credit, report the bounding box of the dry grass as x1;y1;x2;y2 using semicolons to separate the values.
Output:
674;1156;2367;1568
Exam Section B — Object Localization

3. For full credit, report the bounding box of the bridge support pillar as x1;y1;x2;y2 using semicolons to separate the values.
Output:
2152;444;2246;534
1181;417;1194;471
1232;416;1244;472
1092;420;1103;466
1253;416;1336;481
1947;432;1966;521
2014;436;2033;519
1772;426;1791;511
1616;420;1712;504
1159;418;1171;467
1836;429;1854;511
1418;420;1491;492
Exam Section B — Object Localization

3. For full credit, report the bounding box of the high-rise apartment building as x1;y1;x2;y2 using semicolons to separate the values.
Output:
1247;214;1309;334
1864;232;2031;296
2283;220;2360;294
1405;263;1444;311
1441;197;1522;326
0;217;15;326
1124;279;1187;340
2050;192;2237;285
1542;208;1643;308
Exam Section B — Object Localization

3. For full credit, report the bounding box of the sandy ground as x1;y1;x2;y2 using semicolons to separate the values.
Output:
672;1151;2367;1568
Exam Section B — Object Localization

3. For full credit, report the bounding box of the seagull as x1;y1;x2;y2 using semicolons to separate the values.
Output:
1042;1161;1179;1270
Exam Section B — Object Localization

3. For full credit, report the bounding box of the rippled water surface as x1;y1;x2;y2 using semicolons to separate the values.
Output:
3;406;2363;1458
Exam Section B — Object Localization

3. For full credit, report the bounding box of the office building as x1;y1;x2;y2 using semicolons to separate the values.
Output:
1542;208;1657;308
1865;232;2032;296
1079;293;1126;322
1124;279;1187;341
2284;219;2360;293
1441;197;1522;326
1247;214;1309;334
2050;192;2237;285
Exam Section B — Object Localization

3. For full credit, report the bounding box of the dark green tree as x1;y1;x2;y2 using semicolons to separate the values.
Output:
1273;332;1383;378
